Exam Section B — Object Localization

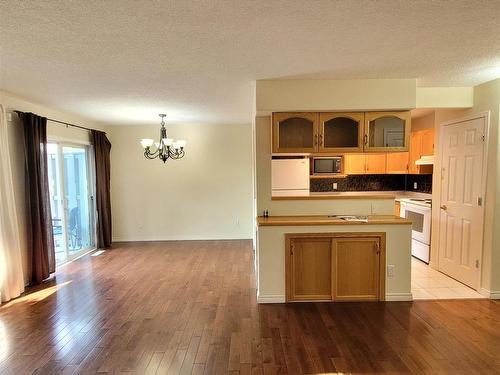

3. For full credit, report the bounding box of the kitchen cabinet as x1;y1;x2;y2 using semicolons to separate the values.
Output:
286;237;333;301
285;233;385;302
272;111;411;154
272;112;319;153
386;152;409;174
344;154;387;174
319;112;364;153
364;111;411;152
409;128;434;174
332;236;382;301
420;129;435;155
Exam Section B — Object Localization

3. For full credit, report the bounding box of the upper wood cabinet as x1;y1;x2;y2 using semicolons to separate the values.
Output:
344;154;387;174
272;111;411;154
364;111;411;152
420;128;435;155
409;128;434;174
318;112;364;153
386;152;409;174
272;112;319;153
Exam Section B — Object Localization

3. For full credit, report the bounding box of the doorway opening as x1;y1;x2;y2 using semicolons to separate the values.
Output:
47;142;96;265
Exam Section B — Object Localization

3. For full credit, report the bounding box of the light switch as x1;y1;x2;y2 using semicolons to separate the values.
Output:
332;182;338;190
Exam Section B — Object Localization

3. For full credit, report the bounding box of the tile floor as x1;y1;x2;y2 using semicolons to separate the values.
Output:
411;257;485;300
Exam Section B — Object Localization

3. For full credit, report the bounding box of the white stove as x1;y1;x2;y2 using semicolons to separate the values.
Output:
399;198;432;263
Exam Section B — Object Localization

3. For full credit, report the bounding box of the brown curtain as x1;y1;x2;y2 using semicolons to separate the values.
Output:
21;112;55;284
92;130;112;249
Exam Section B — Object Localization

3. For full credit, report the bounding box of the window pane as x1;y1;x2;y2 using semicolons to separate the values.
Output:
47;143;66;264
62;146;92;255
369;116;405;147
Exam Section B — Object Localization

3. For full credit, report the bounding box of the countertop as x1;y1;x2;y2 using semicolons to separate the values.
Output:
271;190;432;200
257;215;412;226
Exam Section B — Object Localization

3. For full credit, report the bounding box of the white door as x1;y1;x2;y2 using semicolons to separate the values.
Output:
438;117;485;289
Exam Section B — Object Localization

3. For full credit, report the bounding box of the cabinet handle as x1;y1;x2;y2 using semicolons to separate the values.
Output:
319;134;323;146
375;242;380;254
364;134;368;145
314;134;318;146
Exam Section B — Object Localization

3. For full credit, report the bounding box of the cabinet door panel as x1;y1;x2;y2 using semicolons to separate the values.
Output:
332;237;380;301
343;154;366;174
420;128;435;155
319;112;364;152
272;112;318;153
409;131;422;174
386;152;409;174
289;238;332;301
365;154;386;174
364;111;411;152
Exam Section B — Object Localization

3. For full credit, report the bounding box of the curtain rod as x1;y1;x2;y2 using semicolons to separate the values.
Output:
14;110;104;133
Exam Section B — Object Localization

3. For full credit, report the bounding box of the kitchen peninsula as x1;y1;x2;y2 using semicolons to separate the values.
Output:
256;215;412;303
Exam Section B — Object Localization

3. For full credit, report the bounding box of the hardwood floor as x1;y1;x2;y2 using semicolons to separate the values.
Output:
1;240;499;374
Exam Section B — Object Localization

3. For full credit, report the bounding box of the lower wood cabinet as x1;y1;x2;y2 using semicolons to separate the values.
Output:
288;237;332;301
285;233;385;302
332;237;381;301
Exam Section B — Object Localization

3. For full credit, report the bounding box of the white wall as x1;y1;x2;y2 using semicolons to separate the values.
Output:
108;123;253;241
256;79;417;113
1;90;109;285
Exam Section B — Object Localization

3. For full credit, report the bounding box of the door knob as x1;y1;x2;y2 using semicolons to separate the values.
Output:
440;205;447;210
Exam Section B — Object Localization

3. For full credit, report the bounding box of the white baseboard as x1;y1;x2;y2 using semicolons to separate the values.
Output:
479;288;500;299
479;288;491;298
112;235;253;242
257;295;285;303
489;291;500;299
385;292;413;301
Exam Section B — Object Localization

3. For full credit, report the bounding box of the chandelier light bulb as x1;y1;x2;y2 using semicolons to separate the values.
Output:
141;138;154;148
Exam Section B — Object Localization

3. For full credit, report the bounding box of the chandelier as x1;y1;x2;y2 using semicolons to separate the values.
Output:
140;114;186;163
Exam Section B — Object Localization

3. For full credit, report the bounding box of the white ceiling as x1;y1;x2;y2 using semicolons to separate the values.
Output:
1;1;500;126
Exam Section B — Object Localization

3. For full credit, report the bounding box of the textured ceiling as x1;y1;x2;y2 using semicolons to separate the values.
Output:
1;0;500;125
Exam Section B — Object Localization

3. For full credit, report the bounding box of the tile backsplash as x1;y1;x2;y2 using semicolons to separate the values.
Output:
406;174;433;193
310;174;432;193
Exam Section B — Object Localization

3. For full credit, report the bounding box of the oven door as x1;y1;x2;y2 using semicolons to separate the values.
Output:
400;202;431;245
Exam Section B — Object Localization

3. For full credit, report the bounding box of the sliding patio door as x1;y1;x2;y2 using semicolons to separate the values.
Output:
47;142;96;265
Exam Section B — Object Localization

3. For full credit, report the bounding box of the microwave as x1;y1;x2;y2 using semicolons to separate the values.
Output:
312;157;342;175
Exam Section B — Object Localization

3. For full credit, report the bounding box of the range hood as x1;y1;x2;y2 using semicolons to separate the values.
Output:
415;155;434;165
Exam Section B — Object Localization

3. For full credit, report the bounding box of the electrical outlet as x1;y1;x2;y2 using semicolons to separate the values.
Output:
235;218;240;226
413;182;418;190
387;265;395;277
332;182;338;190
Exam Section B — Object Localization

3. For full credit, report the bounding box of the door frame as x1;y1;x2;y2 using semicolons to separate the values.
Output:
48;139;97;265
435;112;490;291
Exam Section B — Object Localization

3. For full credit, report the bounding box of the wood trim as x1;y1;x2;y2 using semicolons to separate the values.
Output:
364;111;411;152
271;193;397;200
258;215;411;226
318;112;364;153
272;112;319;153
